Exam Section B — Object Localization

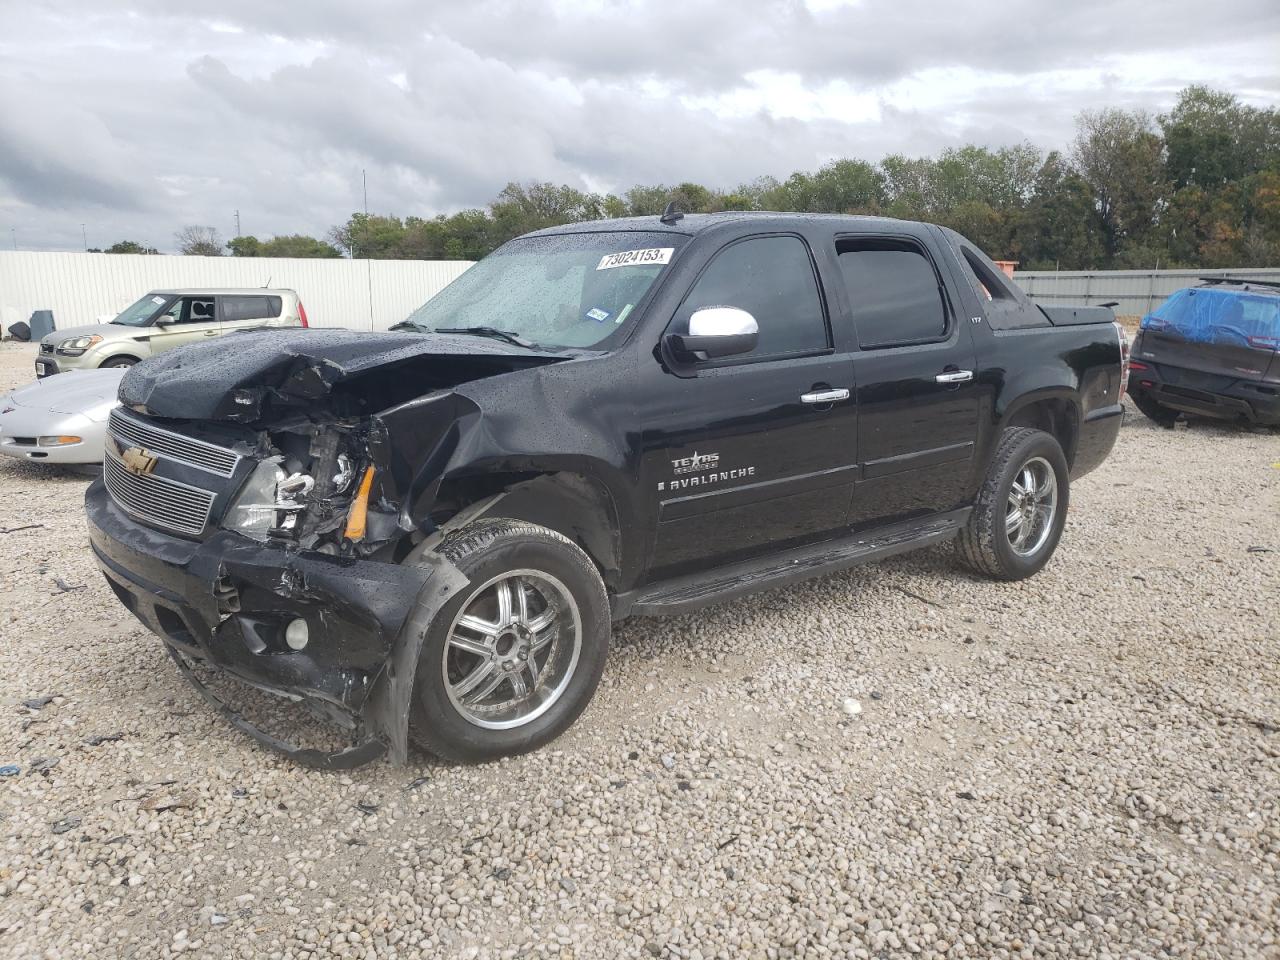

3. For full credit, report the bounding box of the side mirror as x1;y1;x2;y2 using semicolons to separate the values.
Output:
668;306;759;361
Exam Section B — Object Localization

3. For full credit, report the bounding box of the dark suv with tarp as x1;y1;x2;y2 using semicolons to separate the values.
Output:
1128;278;1280;427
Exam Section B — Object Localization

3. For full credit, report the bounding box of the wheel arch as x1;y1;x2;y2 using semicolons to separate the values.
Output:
1000;392;1080;468
430;470;625;591
98;352;142;368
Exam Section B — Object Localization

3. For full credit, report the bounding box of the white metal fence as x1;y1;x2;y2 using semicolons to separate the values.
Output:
1012;267;1280;317
0;252;473;334
6;252;1276;335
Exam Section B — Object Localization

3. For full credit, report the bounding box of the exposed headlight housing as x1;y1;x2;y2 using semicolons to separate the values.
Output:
56;335;103;356
223;458;314;541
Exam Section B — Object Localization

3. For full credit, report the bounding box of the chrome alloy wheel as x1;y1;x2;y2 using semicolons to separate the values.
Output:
1005;456;1058;557
442;569;582;730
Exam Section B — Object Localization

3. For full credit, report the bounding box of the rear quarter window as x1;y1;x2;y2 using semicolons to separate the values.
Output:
222;296;282;323
943;231;1048;330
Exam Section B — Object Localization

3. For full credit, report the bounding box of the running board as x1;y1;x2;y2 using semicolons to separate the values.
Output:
613;508;971;619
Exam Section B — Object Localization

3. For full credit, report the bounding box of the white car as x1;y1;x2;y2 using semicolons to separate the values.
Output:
0;367;124;467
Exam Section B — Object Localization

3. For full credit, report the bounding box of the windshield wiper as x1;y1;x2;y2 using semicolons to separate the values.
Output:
436;326;540;349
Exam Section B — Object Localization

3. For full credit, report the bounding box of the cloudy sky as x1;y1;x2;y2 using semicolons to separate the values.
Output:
2;0;1277;253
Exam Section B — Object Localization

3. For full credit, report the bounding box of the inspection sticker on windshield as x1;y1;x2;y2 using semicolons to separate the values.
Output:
151;296;166;305
596;247;673;270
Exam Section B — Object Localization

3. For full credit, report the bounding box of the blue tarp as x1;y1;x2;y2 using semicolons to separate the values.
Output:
1141;287;1280;348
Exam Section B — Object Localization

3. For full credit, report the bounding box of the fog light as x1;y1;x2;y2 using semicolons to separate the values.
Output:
284;618;309;651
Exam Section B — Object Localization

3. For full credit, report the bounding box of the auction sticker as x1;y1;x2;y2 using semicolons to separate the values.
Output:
596;247;673;270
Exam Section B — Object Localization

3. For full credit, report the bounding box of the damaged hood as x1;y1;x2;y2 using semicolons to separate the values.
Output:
119;328;567;422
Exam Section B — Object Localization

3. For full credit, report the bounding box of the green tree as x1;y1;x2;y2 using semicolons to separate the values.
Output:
777;160;884;213
259;234;341;258
102;240;159;254
328;214;409;259
1071;109;1167;260
879;154;934;219
1012;152;1106;269
226;235;262;257
488;181;604;242
623;184;673;216
1160;86;1280;189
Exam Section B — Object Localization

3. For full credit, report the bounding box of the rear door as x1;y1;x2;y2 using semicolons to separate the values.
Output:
830;231;981;528
219;294;285;334
638;232;860;579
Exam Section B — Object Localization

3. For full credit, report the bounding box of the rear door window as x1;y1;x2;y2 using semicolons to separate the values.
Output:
221;296;281;323
673;235;830;361
836;239;948;348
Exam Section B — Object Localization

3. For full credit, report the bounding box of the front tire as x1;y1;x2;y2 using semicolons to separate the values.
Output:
407;518;609;762
957;427;1069;581
100;356;138;369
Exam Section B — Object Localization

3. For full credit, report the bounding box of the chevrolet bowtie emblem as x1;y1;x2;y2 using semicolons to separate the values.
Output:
120;446;158;476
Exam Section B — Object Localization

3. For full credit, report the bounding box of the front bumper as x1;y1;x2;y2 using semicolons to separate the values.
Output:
86;478;459;767
1130;369;1280;425
36;348;104;377
0;406;103;465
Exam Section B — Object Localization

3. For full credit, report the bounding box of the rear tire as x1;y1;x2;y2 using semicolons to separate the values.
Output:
957;427;1069;581
1129;389;1179;428
407;518;609;762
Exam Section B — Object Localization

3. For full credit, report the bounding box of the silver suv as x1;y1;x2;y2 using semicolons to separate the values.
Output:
36;288;307;378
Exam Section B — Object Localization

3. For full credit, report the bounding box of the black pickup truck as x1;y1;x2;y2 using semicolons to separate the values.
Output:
85;212;1126;767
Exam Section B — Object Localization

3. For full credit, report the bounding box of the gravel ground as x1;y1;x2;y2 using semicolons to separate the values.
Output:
0;340;1277;959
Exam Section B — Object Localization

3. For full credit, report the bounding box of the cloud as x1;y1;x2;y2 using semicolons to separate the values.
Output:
0;0;1276;251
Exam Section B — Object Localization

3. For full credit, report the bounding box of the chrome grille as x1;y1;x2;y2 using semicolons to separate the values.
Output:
103;450;215;536
108;409;239;477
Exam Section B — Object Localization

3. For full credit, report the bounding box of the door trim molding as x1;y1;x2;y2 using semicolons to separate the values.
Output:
861;440;973;480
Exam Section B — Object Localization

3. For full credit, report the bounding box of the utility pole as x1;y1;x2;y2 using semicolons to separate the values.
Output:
81;224;88;251
234;209;241;237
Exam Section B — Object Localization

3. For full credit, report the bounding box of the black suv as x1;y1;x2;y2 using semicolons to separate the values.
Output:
1128;278;1280;427
86;213;1126;767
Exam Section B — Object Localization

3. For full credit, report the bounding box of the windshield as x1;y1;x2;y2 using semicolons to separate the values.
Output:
401;231;687;349
112;293;169;327
1142;287;1280;349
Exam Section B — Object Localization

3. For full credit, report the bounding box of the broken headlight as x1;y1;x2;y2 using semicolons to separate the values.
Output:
223;458;314;541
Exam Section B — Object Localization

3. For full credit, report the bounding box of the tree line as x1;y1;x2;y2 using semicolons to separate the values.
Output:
103;86;1279;269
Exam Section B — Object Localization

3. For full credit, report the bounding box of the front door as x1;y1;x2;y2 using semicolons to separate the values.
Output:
832;235;981;528
148;296;220;353
638;234;860;580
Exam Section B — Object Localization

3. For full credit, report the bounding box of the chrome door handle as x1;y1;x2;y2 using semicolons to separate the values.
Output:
800;388;850;404
935;370;973;384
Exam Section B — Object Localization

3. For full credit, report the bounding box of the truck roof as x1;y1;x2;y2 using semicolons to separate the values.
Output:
522;211;920;238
